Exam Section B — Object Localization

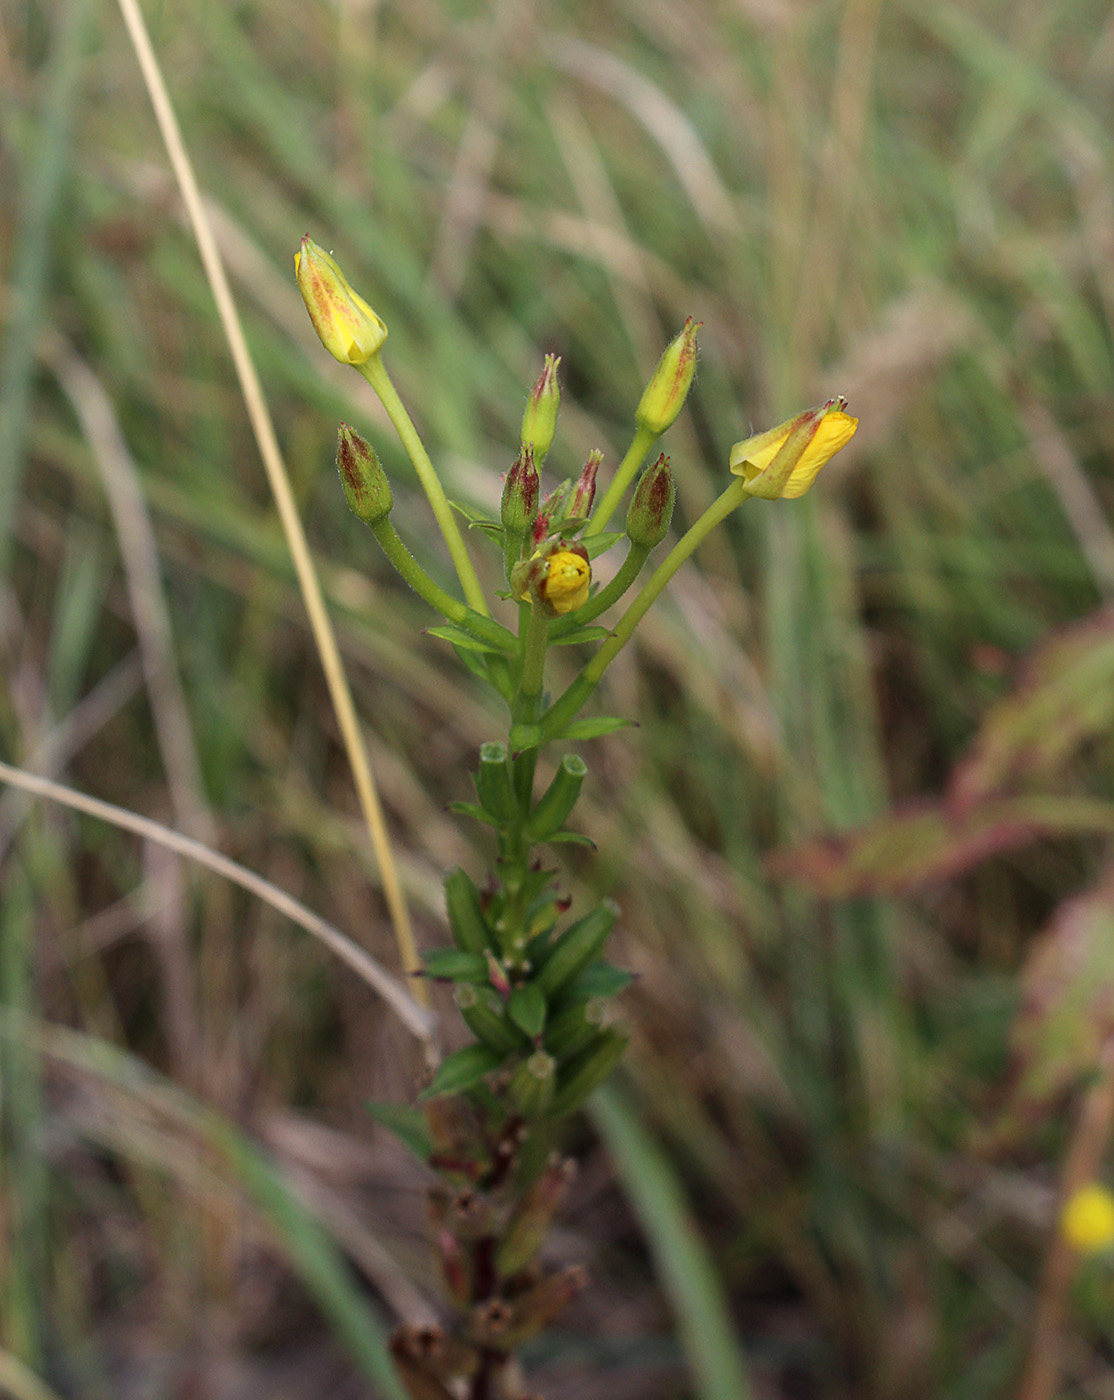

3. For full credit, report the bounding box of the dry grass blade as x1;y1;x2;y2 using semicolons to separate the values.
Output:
0;1351;65;1400
0;760;435;1043
111;0;426;1011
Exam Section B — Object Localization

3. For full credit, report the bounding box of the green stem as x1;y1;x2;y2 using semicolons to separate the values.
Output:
550;543;649;636
371;519;515;652
585;424;658;537
359;353;489;615
540;478;749;740
510;602;549;811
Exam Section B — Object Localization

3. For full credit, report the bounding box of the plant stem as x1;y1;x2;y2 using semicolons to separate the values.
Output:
371;519;515;651
585;424;658;536
540;478;749;740
359;353;489;615
550;543;649;636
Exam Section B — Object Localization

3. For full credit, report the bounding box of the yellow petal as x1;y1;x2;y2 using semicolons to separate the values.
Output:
541;551;591;615
1062;1184;1114;1252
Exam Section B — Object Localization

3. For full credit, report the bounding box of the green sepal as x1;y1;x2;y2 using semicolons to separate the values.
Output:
534;900;619;999
508;722;543;754
444;867;494;954
549;626;611;647
475;741;517;822
543;1000;601;1061
427;625;507;655
421;1043;504;1099
580;531;624;559
447;801;501;827
558;716;637;742
507;1050;557;1118
364;1100;433;1160
508;983;547;1038
549;1029;629;1117
455;985;527;1055
421;948;489;982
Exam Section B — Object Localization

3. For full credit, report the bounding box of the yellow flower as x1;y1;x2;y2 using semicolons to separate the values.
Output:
539;550;591;615
513;545;592;616
294;236;387;365
1062;1183;1114;1253
730;397;858;499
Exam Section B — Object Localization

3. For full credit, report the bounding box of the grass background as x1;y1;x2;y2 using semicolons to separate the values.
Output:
3;0;1114;1395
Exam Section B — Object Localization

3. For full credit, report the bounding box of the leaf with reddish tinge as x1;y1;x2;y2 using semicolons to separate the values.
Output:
1010;870;1114;1109
950;605;1114;811
769;796;1114;898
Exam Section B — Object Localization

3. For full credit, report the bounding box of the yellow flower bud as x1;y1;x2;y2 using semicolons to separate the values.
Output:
1062;1183;1114;1253
294;236;387;365
730;397;858;499
539;549;591;615
635;317;700;437
513;544;592;616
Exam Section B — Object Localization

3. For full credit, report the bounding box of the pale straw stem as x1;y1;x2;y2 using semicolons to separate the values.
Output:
113;0;426;1010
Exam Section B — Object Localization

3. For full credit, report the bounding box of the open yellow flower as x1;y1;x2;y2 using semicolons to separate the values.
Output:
294;236;387;365
1062;1183;1114;1253
730;397;858;499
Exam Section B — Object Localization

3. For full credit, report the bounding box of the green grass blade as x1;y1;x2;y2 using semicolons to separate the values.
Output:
590;1081;752;1400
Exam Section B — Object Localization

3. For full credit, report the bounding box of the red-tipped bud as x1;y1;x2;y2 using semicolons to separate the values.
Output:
501;445;540;535
531;511;551;549
570;450;602;521
635;317;700;436
336;424;393;524
625;453;675;548
521;354;561;462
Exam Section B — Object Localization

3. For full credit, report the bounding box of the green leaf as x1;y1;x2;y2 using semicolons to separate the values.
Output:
549;626;611;647
449;498;502;529
540;829;596;848
421;1043;504;1098
364;1100;433;1161
447;801;501;827
581;531;624;559
452;643;493;685
426;624;506;654
421;948;489;982
560;961;635;1001
508;983;547;1038
559;716;637;742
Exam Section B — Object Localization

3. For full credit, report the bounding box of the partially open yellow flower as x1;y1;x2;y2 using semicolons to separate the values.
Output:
1062;1183;1114;1253
730;397;858;499
294;236;387;365
539;550;591;615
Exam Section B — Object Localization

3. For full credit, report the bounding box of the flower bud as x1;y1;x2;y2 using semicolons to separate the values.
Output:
336;424;393;524
500;446;540;535
538;546;591;616
507;1050;557;1119
635;317;700;437
521;354;561;462
625;452;675;548
569;450;602;522
730;396;858;500
525;754;587;841
1062;1183;1114;1253
294;236;387;365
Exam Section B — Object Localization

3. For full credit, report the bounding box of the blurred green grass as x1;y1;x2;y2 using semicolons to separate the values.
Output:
3;0;1114;1395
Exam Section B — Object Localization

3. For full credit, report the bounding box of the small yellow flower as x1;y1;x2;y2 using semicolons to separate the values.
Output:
294;236;387;365
1062;1183;1114;1253
730;397;858;499
539;550;591;615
